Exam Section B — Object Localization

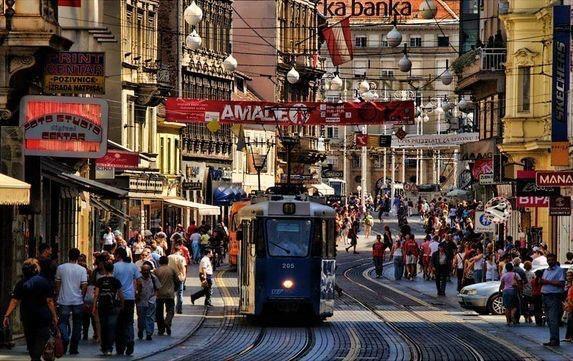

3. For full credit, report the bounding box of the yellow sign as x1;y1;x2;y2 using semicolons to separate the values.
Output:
551;141;569;166
44;75;105;95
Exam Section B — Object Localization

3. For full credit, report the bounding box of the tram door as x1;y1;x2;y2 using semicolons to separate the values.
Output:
239;220;255;314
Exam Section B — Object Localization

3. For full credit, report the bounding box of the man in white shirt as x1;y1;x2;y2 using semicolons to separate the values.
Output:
191;249;214;307
101;226;115;252
55;248;88;355
168;242;187;314
532;248;548;268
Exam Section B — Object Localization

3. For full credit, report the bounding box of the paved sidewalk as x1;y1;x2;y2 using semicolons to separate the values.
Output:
0;263;212;361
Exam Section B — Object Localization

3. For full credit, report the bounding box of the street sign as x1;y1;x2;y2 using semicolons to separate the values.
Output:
549;196;571;216
479;173;494;185
379;135;391;147
322;169;344;178
475;211;495;232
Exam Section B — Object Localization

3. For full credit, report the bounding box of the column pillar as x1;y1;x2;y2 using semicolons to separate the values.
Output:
401;149;406;183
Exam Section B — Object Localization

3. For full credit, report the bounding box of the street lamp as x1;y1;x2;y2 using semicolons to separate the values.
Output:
398;44;412;73
419;0;438;19
287;66;300;84
330;73;343;91
358;78;370;93
184;1;203;26
185;29;202;50
441;60;453;85
387;20;402;48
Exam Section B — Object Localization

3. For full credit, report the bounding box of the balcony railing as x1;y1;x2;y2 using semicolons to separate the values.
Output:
479;48;506;72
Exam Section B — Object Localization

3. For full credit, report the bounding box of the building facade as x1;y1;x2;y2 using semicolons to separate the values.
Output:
234;0;327;189
159;0;234;217
499;0;555;253
321;0;460;199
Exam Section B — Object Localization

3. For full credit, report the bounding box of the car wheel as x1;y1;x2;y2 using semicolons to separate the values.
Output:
487;293;505;315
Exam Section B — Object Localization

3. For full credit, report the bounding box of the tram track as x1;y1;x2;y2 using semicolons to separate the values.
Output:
339;259;536;361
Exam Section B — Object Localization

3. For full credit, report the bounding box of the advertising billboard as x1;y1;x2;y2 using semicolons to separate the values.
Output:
551;5;571;166
44;52;105;95
165;99;415;126
19;96;108;158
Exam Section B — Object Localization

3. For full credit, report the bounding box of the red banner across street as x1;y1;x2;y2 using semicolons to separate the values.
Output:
165;99;415;126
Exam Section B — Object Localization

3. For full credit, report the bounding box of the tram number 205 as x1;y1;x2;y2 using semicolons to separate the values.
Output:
281;263;295;269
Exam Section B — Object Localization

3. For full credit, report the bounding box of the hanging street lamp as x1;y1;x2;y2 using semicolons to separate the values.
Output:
184;1;203;26
398;44;412;73
441;60;453;85
387;23;402;48
330;73;343;91
185;29;202;50
419;0;438;20
287;66;300;84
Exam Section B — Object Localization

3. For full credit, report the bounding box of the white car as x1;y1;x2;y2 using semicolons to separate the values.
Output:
458;264;571;315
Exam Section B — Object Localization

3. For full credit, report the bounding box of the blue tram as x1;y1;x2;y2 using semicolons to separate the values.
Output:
236;194;337;320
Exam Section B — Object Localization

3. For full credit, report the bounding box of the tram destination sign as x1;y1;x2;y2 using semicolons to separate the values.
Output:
536;171;573;186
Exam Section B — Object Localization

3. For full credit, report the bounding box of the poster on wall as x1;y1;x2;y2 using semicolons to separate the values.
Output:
551;5;571;166
19;96;108;158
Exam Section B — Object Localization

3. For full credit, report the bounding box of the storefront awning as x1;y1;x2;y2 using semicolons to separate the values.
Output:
307;183;335;195
90;197;131;220
164;198;220;216
0;173;31;205
59;173;128;199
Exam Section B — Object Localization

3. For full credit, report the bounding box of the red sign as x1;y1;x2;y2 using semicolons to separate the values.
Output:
19;96;108;158
517;170;536;180
96;150;139;169
516;196;549;208
165;99;414;126
472;158;493;179
355;133;368;147
536;171;573;186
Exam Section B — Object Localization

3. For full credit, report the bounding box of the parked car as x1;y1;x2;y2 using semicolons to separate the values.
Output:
457;264;571;315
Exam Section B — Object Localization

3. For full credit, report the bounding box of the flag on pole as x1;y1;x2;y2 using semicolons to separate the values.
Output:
231;124;246;152
321;17;353;66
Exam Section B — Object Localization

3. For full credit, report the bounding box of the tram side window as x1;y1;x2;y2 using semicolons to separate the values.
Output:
255;219;266;257
311;219;322;257
327;219;336;258
266;219;312;257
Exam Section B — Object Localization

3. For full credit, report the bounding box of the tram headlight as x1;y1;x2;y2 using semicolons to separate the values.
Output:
282;279;294;289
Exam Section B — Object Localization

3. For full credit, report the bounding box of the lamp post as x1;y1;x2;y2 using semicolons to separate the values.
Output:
247;139;275;192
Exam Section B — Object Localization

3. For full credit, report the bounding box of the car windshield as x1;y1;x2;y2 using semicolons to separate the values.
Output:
266;219;312;257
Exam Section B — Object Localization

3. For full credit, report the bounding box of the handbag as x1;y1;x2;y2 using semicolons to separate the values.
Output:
43;327;64;361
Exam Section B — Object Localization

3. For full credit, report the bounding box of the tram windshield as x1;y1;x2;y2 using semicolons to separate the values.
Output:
265;219;312;257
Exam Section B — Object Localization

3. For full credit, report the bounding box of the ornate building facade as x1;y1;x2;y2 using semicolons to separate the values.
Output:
234;0;327;187
159;0;234;211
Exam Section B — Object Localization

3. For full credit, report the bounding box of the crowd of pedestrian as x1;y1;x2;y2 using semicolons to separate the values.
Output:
3;220;225;360
367;196;573;347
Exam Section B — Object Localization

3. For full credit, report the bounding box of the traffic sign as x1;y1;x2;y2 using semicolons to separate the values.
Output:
479;173;494;185
475;211;495;232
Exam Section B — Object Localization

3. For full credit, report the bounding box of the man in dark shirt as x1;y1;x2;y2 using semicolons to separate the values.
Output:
38;244;57;289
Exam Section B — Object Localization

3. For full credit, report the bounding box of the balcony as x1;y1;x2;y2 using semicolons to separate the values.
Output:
453;48;506;98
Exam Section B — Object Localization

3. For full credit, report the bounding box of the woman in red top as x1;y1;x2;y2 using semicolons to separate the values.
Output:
402;234;419;280
530;269;544;326
372;235;386;278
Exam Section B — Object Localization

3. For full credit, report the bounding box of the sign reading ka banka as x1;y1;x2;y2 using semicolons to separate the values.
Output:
319;0;413;17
